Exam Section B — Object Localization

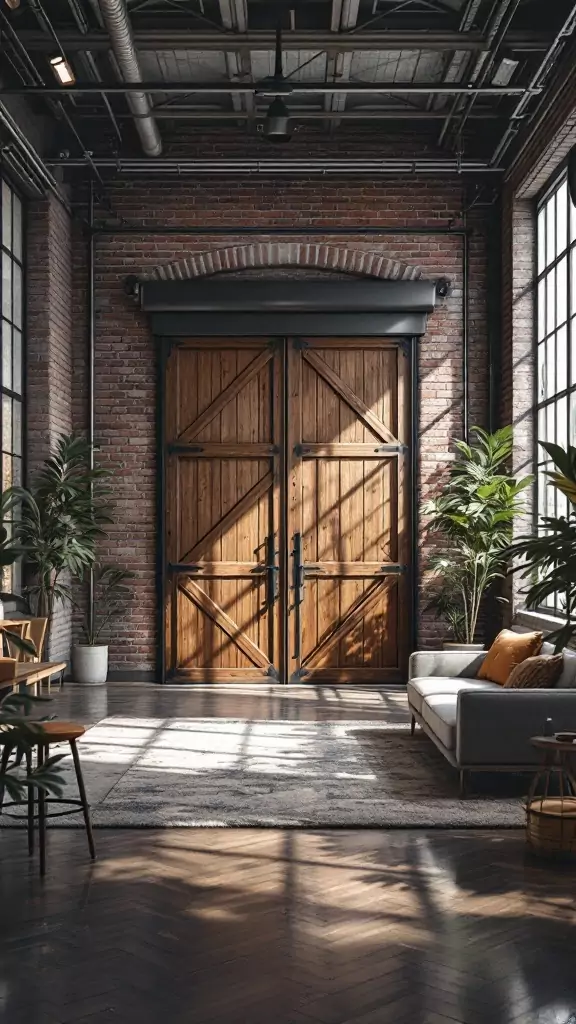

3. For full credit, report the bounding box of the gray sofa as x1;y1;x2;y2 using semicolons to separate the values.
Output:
407;638;576;795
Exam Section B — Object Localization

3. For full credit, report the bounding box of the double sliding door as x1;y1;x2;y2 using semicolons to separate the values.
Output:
163;336;410;683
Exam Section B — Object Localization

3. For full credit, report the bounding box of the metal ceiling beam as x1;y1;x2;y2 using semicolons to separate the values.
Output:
0;82;535;95
1;29;554;53
218;0;251;118
326;0;360;124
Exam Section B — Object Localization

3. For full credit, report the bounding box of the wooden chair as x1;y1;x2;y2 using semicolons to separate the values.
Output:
0;721;95;877
22;618;48;663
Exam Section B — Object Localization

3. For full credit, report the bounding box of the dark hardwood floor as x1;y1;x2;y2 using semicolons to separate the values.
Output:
1;684;575;1024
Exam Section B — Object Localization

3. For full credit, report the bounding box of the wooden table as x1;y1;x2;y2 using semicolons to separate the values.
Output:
2;661;67;696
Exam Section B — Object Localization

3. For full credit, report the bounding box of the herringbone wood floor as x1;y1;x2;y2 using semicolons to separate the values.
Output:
1;685;575;1024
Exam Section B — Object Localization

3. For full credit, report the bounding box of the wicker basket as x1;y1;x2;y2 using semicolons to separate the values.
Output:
526;797;576;858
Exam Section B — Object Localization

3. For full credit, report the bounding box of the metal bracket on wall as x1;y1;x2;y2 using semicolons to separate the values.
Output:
292;338;309;350
375;444;408;454
378;564;408;574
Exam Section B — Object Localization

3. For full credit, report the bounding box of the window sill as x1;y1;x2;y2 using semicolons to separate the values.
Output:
514;608;563;633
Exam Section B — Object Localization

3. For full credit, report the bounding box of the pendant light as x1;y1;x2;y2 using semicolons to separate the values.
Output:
263;18;292;143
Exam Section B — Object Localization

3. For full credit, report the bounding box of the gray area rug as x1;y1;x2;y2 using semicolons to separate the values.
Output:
2;717;527;828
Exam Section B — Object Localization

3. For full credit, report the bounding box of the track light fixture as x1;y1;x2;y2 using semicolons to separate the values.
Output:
50;55;75;86
263;17;292;143
4;0;21;9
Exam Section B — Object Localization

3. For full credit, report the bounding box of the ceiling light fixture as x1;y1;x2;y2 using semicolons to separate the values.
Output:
50;55;75;86
263;18;292;143
491;54;519;87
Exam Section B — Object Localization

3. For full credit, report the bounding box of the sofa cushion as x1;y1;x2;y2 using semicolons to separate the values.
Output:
407;676;500;714
477;629;543;685
421;695;458;752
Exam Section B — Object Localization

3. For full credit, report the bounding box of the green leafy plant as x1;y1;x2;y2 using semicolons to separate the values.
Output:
0;691;66;804
423;425;531;645
5;435;113;653
80;565;136;646
509;441;576;653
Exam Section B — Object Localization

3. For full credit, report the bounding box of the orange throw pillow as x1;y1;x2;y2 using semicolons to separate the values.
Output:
477;629;543;686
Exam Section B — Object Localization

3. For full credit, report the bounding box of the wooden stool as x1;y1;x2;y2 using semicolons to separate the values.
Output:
0;721;96;876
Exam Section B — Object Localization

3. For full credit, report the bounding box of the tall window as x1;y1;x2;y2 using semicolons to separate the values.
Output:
536;174;576;614
1;177;23;595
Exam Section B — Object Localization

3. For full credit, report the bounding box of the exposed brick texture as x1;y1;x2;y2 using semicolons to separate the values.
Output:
63;172;489;672
26;190;74;660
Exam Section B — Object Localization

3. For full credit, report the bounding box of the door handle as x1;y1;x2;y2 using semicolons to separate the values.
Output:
265;535;279;608
293;532;304;661
293;532;305;605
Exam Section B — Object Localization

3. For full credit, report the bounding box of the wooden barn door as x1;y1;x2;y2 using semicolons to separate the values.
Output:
164;339;281;682
287;338;410;683
163;336;410;683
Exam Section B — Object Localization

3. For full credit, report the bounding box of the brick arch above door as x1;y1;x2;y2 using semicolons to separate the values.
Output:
143;242;424;283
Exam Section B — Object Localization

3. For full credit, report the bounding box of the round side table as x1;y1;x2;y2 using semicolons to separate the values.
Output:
526;736;576;859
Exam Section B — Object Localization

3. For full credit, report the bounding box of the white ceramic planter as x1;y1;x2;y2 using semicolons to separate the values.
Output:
72;644;109;684
442;642;485;653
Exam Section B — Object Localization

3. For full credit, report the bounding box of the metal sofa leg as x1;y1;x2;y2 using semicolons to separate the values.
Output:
410;714;416;736
459;769;469;798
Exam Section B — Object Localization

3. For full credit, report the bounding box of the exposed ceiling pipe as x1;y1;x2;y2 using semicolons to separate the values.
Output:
492;2;576;167
47;157;503;174
438;0;520;145
95;0;162;156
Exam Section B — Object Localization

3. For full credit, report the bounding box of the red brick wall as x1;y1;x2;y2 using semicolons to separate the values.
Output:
26;190;74;660
63;173;489;673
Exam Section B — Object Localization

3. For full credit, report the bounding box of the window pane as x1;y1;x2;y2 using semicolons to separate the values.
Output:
12;263;21;329
538;278;546;340
546;195;556;265
2;252;11;320
12;329;21;396
547;401;555;445
557;255;568;327
12;194;22;262
538;405;547;455
2;451;11;490
2;394;11;454
538;207;546;273
571;394;576;444
12;454;21;488
538;341;546;400
546;334;556;397
556;182;569;257
557;394;568;449
546;269;555;335
2;181;11;252
2;321;11;392
557;325;568;393
12;400;21;456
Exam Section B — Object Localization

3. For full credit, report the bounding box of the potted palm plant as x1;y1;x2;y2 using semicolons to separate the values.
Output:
72;565;135;684
509;441;576;652
423;425;531;650
5;435;112;659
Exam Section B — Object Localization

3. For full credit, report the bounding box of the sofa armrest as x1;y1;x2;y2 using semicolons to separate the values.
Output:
409;650;487;680
456;689;576;767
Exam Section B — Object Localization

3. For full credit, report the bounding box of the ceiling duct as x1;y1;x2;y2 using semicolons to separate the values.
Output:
96;0;161;156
